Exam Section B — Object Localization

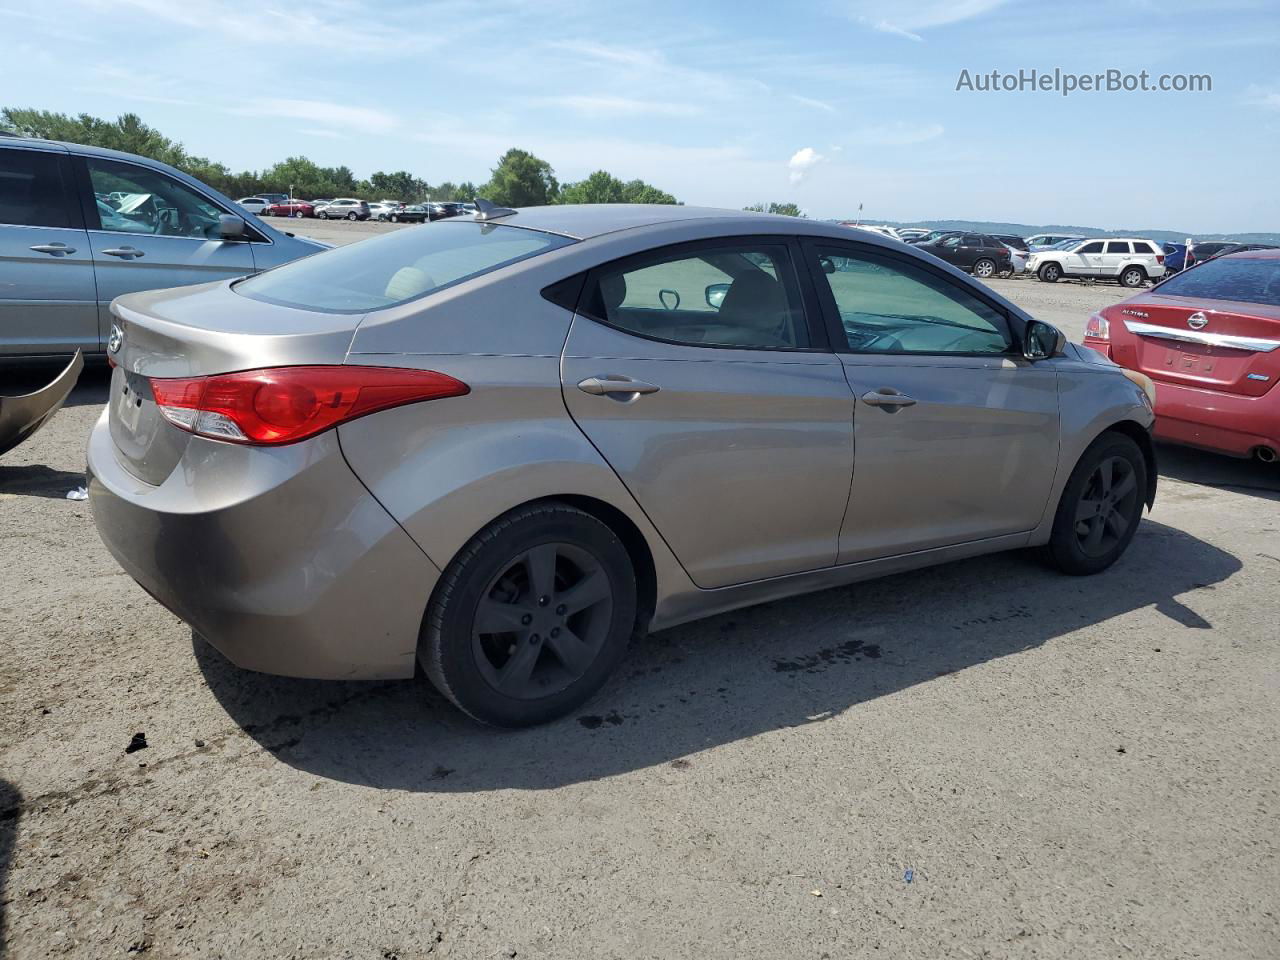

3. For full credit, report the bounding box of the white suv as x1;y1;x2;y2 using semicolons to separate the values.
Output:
1027;238;1166;288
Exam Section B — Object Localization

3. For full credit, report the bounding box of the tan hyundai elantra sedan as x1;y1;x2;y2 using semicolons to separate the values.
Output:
89;202;1158;726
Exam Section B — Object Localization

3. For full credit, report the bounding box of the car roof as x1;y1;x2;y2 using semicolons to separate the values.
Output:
496;204;802;240
1218;248;1280;260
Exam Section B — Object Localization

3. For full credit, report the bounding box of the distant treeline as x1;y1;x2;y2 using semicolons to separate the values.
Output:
1;108;680;208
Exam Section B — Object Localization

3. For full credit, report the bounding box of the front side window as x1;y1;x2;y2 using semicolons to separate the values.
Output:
1106;241;1131;254
585;243;809;349
86;158;226;239
0;148;73;228
1079;241;1105;254
813;247;1013;355
237;221;573;313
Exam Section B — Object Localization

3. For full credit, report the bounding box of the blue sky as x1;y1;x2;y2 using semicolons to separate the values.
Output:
4;0;1278;231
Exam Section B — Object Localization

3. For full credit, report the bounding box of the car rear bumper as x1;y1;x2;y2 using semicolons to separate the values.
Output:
87;409;440;679
1149;378;1279;458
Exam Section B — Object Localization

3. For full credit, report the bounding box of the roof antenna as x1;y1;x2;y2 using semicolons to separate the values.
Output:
473;197;517;221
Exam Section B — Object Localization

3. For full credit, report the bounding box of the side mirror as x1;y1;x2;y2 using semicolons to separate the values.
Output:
705;283;730;309
217;214;247;240
1023;319;1066;360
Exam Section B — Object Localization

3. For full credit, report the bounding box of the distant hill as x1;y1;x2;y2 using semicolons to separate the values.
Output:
840;218;1280;245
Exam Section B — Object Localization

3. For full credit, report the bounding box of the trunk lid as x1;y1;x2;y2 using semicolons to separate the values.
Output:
1107;294;1280;398
108;279;361;484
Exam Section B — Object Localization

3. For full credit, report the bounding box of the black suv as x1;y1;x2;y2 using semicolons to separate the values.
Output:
915;232;1012;279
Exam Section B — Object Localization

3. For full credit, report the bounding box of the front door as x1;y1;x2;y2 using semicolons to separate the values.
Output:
560;238;854;589
1072;240;1106;277
77;156;255;337
0;145;98;357
802;240;1060;562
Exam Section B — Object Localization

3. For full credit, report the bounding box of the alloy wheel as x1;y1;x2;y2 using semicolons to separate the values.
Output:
471;542;614;700
974;259;994;278
1073;455;1139;558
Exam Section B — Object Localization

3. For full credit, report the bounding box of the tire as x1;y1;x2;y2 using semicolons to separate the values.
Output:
1038;262;1062;283
346;212;357;221
1120;265;1146;288
972;258;996;279
421;503;638;727
390;214;399;223
1046;432;1147;575
318;211;328;220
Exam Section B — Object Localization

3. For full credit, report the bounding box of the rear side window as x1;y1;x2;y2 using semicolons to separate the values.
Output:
0;148;75;228
1134;241;1158;254
236;221;573;313
582;242;810;350
1154;258;1280;307
1106;241;1131;254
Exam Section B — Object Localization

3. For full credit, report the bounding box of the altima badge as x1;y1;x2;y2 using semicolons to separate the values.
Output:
108;323;123;354
1187;312;1208;330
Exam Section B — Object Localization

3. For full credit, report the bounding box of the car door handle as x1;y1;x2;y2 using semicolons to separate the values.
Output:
101;246;145;259
577;376;661;397
861;389;917;409
30;243;76;256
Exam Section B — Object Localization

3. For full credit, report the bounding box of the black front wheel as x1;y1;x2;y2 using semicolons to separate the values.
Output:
1047;433;1147;575
421;504;638;726
1039;262;1062;283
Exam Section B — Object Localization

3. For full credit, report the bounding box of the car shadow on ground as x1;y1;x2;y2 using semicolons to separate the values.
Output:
0;465;87;499
1156;443;1280;502
0;780;20;957
195;520;1239;792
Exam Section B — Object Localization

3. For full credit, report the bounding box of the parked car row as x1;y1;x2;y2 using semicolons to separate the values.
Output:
235;195;477;224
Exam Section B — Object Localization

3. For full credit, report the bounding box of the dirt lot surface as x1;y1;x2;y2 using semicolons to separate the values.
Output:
2;244;1278;959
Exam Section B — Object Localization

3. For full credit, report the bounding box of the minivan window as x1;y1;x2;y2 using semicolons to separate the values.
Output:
236;221;573;313
86;158;227;239
1153;257;1280;307
0;148;74;229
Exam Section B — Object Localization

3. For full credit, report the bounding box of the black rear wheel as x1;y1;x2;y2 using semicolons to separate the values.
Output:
973;258;996;279
421;504;637;726
1047;433;1146;575
1120;266;1146;288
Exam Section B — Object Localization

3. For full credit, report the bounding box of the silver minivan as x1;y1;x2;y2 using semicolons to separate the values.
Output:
0;136;327;360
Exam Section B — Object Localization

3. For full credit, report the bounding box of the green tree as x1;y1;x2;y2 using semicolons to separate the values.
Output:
481;148;558;207
365;170;428;201
744;202;806;217
558;170;678;205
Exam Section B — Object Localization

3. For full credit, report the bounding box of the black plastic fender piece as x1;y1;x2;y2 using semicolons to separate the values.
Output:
0;350;84;457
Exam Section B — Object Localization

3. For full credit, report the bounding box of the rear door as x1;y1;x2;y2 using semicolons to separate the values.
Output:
560;237;854;589
1100;240;1131;278
77;155;255;331
0;144;98;356
802;239;1060;562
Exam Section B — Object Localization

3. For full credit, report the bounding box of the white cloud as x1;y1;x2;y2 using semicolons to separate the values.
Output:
1245;84;1280;110
790;94;837;114
535;96;701;118
788;147;825;184
843;0;1011;40
232;99;397;135
851;122;944;146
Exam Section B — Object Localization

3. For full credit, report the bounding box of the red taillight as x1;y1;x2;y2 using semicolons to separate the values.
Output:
150;365;468;445
1156;254;1165;265
1084;311;1110;341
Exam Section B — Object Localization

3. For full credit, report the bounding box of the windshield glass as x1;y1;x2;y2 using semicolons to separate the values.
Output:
236;221;573;313
1154;257;1280;306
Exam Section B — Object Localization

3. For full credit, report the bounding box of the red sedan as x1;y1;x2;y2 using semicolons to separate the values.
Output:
266;199;314;218
1082;249;1280;462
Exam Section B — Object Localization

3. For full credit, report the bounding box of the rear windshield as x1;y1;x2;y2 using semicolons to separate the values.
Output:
1154;257;1280;307
236;222;573;313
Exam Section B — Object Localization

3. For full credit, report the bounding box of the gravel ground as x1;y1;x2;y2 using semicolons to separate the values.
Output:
2;245;1278;959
